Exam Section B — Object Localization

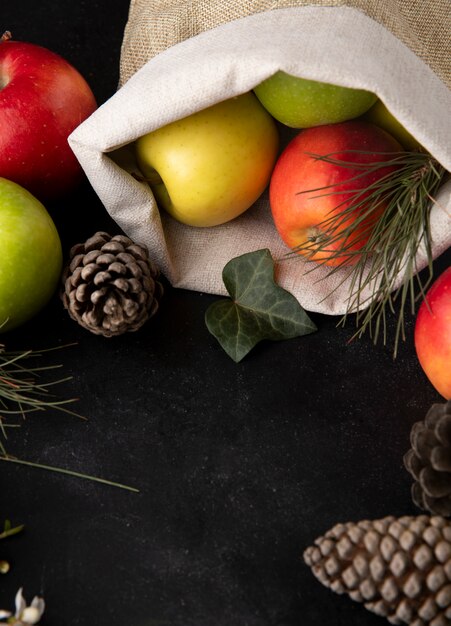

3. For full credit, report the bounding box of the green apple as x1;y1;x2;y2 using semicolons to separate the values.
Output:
253;71;377;128
0;177;62;332
363;99;422;151
135;93;279;227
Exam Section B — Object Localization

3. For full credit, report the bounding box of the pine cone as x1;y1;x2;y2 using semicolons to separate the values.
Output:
404;402;451;517
303;515;451;625
61;231;163;337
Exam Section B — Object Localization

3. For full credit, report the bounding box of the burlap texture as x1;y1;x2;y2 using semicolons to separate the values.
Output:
120;0;451;88
69;4;451;316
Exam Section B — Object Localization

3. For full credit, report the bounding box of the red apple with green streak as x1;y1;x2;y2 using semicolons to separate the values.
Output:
415;267;451;399
0;32;97;201
269;121;402;266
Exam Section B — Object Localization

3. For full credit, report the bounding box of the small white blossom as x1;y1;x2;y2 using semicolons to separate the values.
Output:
0;589;45;625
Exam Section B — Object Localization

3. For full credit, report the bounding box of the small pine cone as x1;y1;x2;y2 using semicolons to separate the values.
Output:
404;402;451;517
303;515;451;625
61;231;164;337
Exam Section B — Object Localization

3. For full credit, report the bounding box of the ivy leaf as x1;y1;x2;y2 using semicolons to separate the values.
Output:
205;249;317;362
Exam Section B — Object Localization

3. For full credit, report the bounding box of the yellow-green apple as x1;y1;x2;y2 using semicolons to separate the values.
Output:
363;99;422;151
253;71;377;128
269;120;402;266
414;267;451;399
0;177;62;332
135;93;279;227
0;32;97;201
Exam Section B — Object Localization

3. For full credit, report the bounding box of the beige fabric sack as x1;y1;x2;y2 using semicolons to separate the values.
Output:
69;1;451;315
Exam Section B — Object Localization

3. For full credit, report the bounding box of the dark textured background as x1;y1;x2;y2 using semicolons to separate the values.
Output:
1;3;449;625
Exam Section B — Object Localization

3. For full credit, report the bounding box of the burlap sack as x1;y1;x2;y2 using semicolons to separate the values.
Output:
69;1;451;315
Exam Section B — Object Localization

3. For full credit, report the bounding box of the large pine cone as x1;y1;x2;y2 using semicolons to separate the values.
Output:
61;231;163;337
304;515;451;625
404;402;451;517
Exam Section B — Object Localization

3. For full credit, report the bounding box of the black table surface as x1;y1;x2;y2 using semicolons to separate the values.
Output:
1;3;450;625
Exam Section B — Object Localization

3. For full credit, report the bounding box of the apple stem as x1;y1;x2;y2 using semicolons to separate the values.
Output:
131;170;163;186
0;31;12;43
307;226;327;244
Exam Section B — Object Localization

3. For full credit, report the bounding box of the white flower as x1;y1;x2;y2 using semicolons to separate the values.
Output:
0;588;45;625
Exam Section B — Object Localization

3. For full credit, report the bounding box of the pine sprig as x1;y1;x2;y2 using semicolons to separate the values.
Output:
0;344;138;492
0;342;82;466
288;150;447;355
0;343;82;434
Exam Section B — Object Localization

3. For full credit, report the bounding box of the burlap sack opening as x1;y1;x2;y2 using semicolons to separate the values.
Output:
69;4;451;316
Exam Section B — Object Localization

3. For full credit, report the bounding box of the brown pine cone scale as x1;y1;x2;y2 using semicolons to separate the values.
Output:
61;231;163;337
304;515;451;625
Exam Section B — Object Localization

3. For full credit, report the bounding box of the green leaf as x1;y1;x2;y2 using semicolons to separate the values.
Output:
205;249;317;362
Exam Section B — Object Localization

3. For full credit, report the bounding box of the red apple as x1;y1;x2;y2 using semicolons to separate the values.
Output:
0;32;97;200
414;267;451;399
269;121;402;266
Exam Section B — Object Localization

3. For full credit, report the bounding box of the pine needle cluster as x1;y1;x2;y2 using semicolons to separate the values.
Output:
290;150;447;355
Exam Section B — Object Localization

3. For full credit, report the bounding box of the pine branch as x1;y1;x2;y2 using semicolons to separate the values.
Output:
288;150;447;356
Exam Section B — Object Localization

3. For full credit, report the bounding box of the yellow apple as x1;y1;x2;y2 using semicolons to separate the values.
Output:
363;100;422;151
135;93;279;227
